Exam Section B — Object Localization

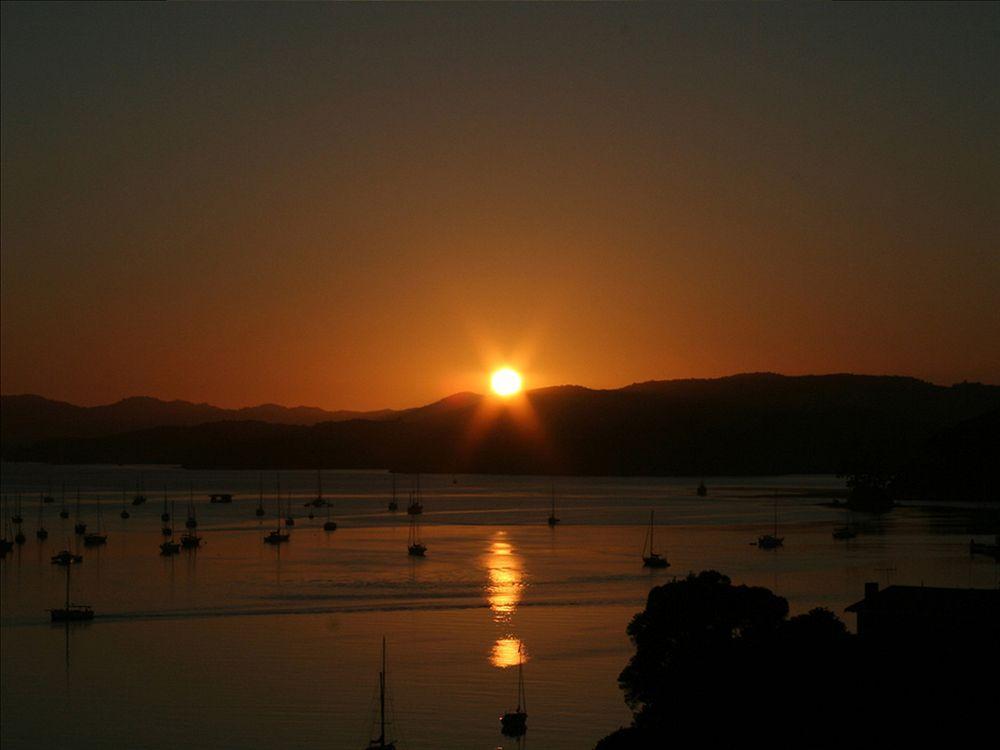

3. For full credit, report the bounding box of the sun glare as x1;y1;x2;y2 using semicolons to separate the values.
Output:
490;368;522;397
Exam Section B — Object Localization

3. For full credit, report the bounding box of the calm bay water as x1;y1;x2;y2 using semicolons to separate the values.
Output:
2;464;997;749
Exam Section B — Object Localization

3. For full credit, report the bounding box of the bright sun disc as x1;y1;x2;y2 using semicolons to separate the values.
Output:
490;368;522;397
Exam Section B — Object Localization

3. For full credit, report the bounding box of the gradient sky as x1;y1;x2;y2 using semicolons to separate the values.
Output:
2;2;998;410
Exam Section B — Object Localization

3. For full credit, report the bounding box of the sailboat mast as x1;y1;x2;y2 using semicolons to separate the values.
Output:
65;560;71;609
649;510;655;553
380;637;387;745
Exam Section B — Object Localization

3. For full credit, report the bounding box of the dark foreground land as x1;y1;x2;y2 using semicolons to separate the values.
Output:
595;571;999;749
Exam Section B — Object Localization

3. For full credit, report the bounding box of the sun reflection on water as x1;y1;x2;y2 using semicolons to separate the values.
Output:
484;532;530;669
491;636;528;668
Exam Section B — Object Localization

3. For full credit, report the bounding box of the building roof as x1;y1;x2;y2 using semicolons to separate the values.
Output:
846;584;1000;615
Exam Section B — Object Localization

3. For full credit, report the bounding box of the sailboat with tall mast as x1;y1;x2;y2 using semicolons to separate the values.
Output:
500;644;528;737
642;510;669;568
36;493;49;540
547;484;560;526
0;497;13;556
756;495;784;549
59;482;70;519
162;499;174;537
406;475;423;515
132;471;147;505
323;479;338;532
180;487;202;548
407;514;426;556
264;476;290;544
83;497;107;546
160;503;181;555
387;474;398;512
73;490;87;535
49;555;94;621
120;487;131;519
365;637;397;750
161;487;171;523
305;469;328;508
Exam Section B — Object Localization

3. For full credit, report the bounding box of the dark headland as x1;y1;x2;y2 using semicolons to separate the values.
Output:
3;373;998;501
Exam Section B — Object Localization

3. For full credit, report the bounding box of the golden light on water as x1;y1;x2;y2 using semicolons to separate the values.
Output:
490;367;523;397
491;637;529;668
485;537;523;623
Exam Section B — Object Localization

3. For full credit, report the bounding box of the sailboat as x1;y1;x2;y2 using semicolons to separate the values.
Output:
406;475;423;515
365;637;397;750
43;481;55;504
132;472;147;505
696;479;708;497
162;500;175;537
12;494;26;544
305;469;328;508
36;493;49;540
500;644;528;737
50;549;83;565
0;497;13;556
48;556;93;622
59;483;70;519
160;512;181;555
264;479;290;544
255;473;266;517
756;496;784;549
323;488;338;532
547;485;560;526
83;498;107;546
407;514;426;557
642;510;669;568
185;486;198;529
161;488;171;522
388;474;399;512
120;487;131;519
180;488;202;548
73;490;87;535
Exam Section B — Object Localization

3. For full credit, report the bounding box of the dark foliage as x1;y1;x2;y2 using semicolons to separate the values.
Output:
597;572;998;749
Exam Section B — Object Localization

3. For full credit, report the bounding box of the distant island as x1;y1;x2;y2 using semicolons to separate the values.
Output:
3;373;998;500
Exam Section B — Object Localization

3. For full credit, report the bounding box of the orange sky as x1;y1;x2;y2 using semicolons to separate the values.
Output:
2;3;998;409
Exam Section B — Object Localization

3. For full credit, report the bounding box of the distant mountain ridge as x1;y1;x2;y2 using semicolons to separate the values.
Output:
0;393;396;444
4;374;999;488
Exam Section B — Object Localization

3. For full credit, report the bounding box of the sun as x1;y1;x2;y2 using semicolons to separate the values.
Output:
490;367;523;397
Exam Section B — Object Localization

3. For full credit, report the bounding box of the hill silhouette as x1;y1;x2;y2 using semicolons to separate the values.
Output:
3;374;998;480
0;393;395;445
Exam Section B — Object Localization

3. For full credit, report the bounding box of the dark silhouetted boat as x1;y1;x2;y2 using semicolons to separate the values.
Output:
49;557;93;622
59;483;69;519
500;644;528;737
51;549;83;565
756;496;784;549
832;526;857;540
161;488;171;522
36;493;49;540
160;539;181;555
11;493;24;525
180;530;202;549
132;472;147;505
120;488;130;519
83;499;107;546
185;487;198;529
406;475;423;515
0;496;12;555
305;470;329;508
209;493;233;504
642;510;669;568
323;491;337;532
365;637;397;750
407;515;426;557
547;485;560;527
696;479;708;497
73;490;86;535
388;474;398;512
264;485;290;544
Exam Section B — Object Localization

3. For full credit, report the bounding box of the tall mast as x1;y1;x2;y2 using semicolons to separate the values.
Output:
649;510;655;554
65;560;71;610
380;637;387;745
317;469;322;503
